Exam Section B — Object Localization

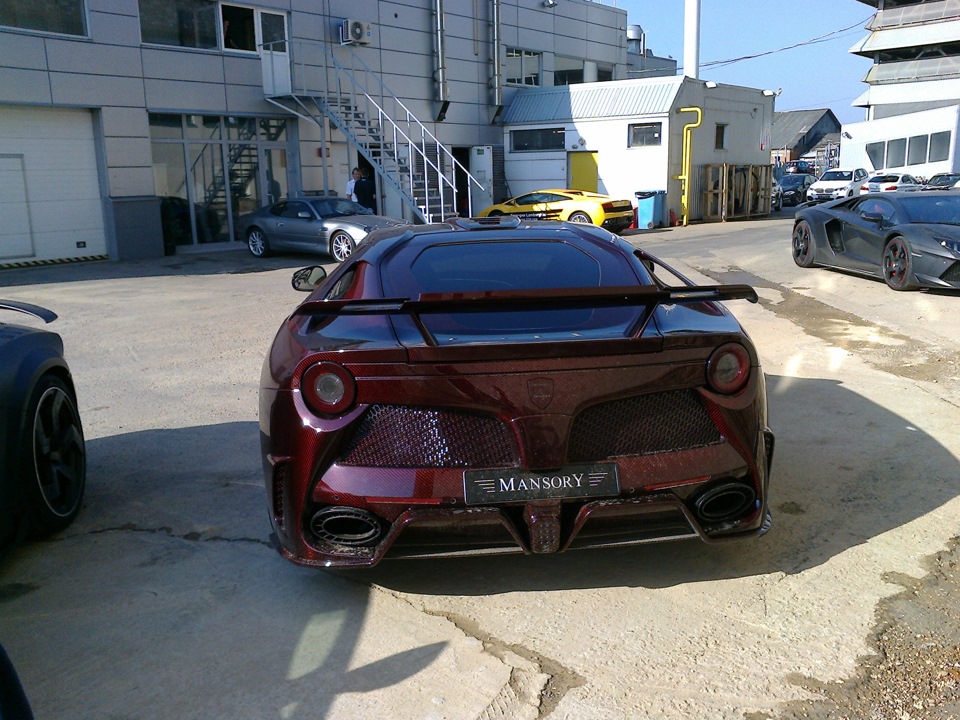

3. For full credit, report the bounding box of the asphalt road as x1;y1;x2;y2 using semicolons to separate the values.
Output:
1;216;958;719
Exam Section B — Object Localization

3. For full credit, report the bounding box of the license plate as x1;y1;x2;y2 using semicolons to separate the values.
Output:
463;463;619;505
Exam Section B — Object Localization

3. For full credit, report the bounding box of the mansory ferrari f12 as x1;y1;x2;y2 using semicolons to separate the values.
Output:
259;217;774;568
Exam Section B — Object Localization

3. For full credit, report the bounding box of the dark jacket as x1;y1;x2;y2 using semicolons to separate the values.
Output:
354;177;377;214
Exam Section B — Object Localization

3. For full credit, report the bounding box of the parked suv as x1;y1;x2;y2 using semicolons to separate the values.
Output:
806;168;868;203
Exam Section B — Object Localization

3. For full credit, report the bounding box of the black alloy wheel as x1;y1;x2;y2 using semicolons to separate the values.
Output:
23;375;86;537
882;236;917;291
792;220;816;268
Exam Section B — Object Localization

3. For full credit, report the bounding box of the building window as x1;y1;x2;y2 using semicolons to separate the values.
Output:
510;128;565;152
628;123;662;148
930;131;952;162
506;48;541;86
139;0;218;49
554;56;584;86
149;113;289;250
221;4;255;51
866;141;885;169
596;63;614;82
715;124;727;150
1;0;86;35
907;134;928;165
886;137;907;168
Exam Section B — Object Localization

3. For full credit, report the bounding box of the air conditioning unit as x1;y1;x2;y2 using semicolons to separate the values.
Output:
340;19;371;46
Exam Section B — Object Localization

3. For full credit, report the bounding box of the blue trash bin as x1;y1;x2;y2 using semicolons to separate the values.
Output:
634;190;666;229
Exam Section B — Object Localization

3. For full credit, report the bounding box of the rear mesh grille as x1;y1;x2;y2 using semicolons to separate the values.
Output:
567;390;721;461
339;405;516;468
940;262;960;284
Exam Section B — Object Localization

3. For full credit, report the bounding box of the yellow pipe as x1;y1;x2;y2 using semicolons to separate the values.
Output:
676;106;702;227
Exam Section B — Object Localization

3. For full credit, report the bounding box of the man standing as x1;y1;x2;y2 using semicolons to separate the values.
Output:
353;169;377;214
345;167;361;202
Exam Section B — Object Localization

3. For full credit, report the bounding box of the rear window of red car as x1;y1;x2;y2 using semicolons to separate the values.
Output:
381;238;649;345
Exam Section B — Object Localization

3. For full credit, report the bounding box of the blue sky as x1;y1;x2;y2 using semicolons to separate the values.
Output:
617;0;876;124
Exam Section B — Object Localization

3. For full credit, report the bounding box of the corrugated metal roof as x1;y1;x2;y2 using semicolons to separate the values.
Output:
771;109;837;150
502;77;684;124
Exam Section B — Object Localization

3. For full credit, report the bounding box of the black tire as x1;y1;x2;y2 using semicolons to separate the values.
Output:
792;219;816;268
19;375;86;538
330;231;355;263
247;227;270;258
882;236;917;291
773;198;782;212
568;211;592;224
488;210;503;217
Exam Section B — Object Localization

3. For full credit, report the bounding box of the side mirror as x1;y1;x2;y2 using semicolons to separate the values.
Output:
861;211;884;224
291;265;328;292
297;211;312;219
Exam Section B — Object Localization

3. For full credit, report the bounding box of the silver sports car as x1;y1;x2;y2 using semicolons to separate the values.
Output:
792;190;960;291
237;197;407;262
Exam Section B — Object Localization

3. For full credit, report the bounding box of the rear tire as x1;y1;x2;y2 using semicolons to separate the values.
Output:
20;375;86;538
330;231;355;263
792;220;816;268
568;211;592;224
247;228;270;258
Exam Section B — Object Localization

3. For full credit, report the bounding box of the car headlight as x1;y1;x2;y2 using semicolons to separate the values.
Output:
935;237;960;254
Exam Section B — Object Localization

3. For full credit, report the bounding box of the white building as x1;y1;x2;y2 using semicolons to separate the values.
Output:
842;1;960;176
839;104;960;175
501;77;776;221
851;0;960;120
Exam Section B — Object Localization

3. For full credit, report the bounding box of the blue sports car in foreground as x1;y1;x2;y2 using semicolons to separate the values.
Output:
792;190;960;291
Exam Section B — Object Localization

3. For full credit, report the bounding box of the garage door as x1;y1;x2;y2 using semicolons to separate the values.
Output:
0;105;106;263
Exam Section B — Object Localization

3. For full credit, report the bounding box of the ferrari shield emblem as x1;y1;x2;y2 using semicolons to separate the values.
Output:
528;378;554;409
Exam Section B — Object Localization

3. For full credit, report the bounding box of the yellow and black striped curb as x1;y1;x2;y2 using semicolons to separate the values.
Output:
0;255;109;271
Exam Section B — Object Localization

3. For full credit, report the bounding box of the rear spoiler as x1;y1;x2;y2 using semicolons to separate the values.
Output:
293;284;758;346
0;300;57;323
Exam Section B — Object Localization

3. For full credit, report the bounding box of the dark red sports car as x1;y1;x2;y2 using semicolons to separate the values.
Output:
259;217;774;568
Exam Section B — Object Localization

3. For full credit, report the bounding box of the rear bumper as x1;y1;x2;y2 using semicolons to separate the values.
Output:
273;427;775;568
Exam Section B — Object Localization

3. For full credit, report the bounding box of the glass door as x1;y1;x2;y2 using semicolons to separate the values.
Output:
261;148;288;205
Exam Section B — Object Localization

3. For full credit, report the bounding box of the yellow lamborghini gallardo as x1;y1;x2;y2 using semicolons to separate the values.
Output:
477;189;634;233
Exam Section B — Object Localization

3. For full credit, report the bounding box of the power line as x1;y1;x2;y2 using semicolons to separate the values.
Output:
691;16;873;71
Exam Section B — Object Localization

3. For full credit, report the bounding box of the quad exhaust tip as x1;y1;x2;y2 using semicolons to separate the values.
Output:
693;483;756;523
310;506;384;547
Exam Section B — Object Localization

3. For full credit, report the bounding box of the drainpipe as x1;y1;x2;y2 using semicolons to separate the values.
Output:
434;0;449;110
677;106;702;227
491;0;503;115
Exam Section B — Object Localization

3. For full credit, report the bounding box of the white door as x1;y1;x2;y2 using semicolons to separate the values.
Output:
260;12;290;95
0;106;105;262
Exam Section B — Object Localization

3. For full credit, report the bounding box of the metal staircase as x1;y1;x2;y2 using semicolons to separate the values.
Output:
261;39;483;223
179;121;285;212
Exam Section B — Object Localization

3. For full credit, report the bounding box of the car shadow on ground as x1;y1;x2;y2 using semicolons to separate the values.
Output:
363;373;960;594
0;421;447;720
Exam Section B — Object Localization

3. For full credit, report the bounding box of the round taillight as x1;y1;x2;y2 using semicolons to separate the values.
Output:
301;362;356;415
706;343;750;394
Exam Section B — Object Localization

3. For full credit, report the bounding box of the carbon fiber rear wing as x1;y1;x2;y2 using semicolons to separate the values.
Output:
293;284;757;346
